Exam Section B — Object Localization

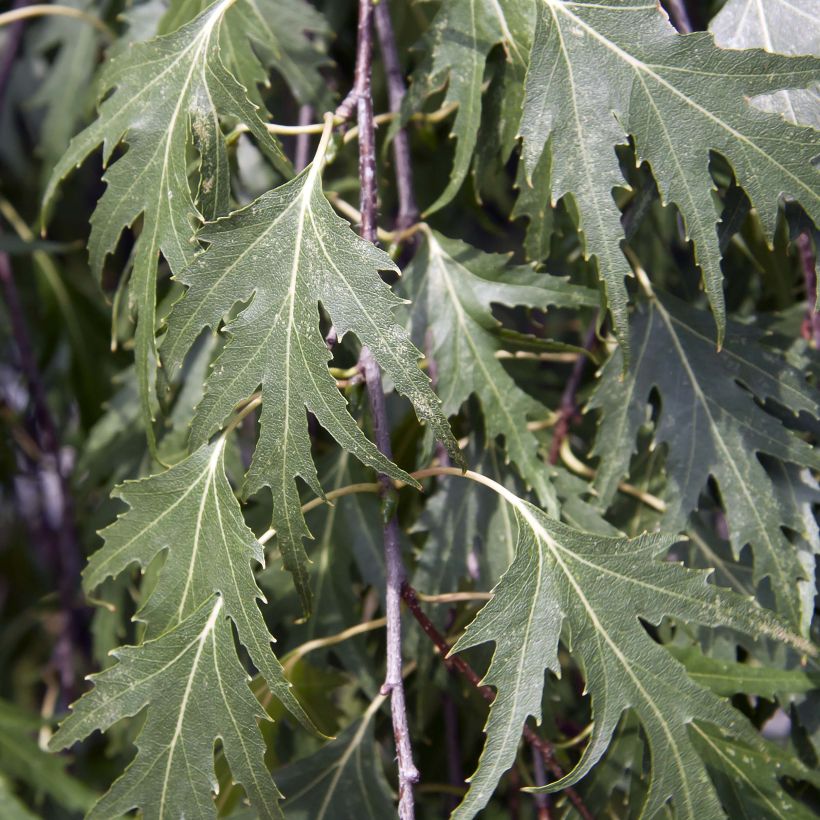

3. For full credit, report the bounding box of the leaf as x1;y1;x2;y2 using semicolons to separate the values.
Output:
407;0;533;213
0;776;38;820
159;0;331;108
0;700;96;814
450;491;813;819
41;0;289;449
710;0;820;128
82;438;314;730
162;151;459;615
589;293;820;629
403;229;597;511
274;697;395;819
51;597;284;820
691;723;820;819
520;0;820;349
667;645;820;698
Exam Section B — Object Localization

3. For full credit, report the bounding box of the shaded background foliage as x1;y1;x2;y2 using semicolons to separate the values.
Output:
0;0;818;817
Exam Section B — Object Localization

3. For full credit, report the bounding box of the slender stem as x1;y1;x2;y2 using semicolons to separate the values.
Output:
348;1;419;815
548;318;597;465
294;104;315;172
0;4;113;37
374;0;419;230
797;232;820;348
531;747;553;820
663;0;693;33
400;582;595;820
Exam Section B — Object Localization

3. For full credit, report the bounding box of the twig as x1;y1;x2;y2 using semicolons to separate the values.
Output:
374;1;419;231
532;747;553;820
548;318;598;465
0;3;113;38
400;582;594;820
349;1;419;815
663;0;693;33
294;104;315;172
797;232;820;348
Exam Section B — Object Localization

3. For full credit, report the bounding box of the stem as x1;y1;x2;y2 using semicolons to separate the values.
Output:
374;0;419;231
293;104;315;172
400;582;594;820
548;318;597;465
663;0;693;33
349;1;419;814
0;4;113;37
797;232;820;348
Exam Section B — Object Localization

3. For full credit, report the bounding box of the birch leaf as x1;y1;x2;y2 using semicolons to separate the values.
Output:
82;439;314;732
41;0;288;448
50;597;285;820
408;0;533;214
162;156;460;616
589;293;820;629
403;229;597;512
710;0;820;128
450;490;813;819
520;0;820;350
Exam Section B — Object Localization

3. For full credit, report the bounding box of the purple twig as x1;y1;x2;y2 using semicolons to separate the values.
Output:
294;104;314;172
350;0;419;815
664;0;693;33
374;2;419;231
797;232;820;348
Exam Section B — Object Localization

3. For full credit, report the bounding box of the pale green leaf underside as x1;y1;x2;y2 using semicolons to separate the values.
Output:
42;0;289;448
710;0;820;128
51;597;283;820
408;0;533;214
162;162;459;615
589;294;820;629
404;230;597;513
521;0;820;351
83;440;313;732
451;494;804;819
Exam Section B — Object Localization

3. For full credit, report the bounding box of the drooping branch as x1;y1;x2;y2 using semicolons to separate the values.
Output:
348;0;419;816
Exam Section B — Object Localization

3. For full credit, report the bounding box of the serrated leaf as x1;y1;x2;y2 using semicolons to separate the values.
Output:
51;597;284;819
589;293;820;629
691;723;820;819
83;439;313;730
159;0;331;108
449;488;812;819
42;0;289;449
667;645;820;698
710;0;820;128
520;0;820;350
404;229;596;511
274;697;395;819
162;156;459;615
408;0;533;213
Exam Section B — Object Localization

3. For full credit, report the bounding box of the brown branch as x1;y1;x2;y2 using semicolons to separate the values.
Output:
797;232;820;348
401;582;595;820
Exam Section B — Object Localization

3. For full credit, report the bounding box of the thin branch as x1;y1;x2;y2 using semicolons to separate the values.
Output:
0;4;113;37
548;318;598;465
0;0;30;113
663;0;693;33
400;582;595;820
797;232;820;348
293;104;315;172
374;0;419;230
349;0;419;815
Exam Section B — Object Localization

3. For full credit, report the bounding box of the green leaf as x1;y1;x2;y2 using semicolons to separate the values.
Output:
159;0;331;108
162;155;459;615
51;596;284;819
589;293;820;629
0;700;96;814
520;0;820;350
275;696;395;819
691;723;820;819
449;488;812;819
407;0;533;214
41;0;289;449
0;776;38;820
83;438;313;730
710;0;820;128
668;645;820;698
404;229;596;512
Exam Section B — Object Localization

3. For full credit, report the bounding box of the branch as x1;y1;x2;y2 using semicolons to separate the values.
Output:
797;232;820;348
349;1;419;815
0;3;113;38
400;582;594;820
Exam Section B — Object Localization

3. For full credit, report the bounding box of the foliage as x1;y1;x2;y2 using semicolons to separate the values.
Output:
0;0;818;818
